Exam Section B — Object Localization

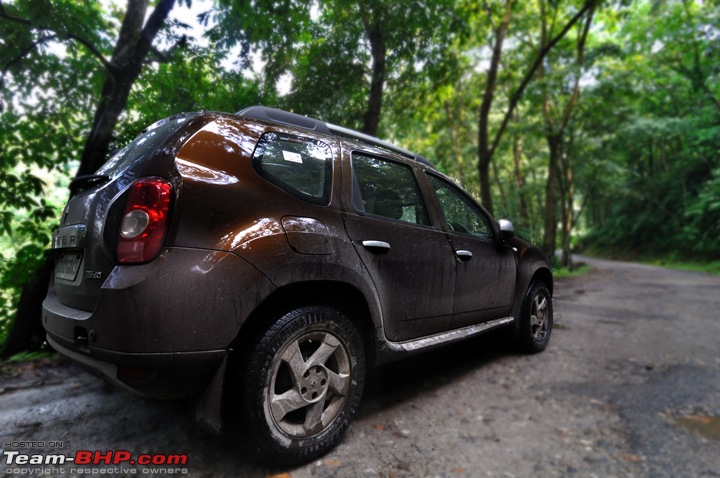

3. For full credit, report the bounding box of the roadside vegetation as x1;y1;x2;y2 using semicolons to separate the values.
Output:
655;261;720;276
553;263;594;279
1;0;718;353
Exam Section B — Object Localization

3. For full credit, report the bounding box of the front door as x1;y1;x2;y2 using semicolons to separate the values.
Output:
426;173;516;328
343;153;456;341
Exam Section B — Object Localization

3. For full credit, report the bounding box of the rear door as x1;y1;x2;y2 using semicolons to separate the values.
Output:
342;153;456;341
425;173;516;328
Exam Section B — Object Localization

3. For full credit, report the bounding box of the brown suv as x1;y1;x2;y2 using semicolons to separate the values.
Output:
42;106;553;464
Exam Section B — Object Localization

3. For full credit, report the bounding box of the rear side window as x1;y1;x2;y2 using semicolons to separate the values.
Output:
351;153;430;226
252;132;333;205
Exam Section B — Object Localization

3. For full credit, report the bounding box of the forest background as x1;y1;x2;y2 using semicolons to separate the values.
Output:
1;0;718;354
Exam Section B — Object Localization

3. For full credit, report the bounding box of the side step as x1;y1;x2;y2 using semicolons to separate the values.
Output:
384;316;515;355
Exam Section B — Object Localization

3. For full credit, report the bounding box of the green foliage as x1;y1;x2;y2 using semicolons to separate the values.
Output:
213;0;464;132
554;263;594;278
660;261;720;277
117;44;266;147
683;167;720;256
579;0;720;260
4;349;57;362
0;0;106;350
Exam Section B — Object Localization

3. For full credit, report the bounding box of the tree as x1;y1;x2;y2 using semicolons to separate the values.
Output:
0;0;182;355
475;0;600;213
576;0;720;259
1;0;183;175
212;0;461;136
1;0;109;354
77;0;179;175
537;1;596;264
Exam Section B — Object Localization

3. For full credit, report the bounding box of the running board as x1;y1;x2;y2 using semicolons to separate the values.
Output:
386;316;515;353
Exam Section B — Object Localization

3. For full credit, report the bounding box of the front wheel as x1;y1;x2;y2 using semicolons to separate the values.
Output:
514;281;553;353
236;306;365;465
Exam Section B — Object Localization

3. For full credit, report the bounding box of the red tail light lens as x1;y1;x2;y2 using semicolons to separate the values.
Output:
117;177;173;264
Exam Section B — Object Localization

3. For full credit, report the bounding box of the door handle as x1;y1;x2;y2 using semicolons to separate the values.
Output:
362;240;391;251
456;250;473;261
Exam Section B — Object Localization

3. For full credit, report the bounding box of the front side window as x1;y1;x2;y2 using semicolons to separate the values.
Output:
252;132;333;205
352;153;430;226
427;174;491;237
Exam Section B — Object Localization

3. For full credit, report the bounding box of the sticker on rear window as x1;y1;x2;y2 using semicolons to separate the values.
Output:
282;151;303;164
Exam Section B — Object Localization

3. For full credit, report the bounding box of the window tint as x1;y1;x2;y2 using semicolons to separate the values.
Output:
253;132;333;205
352;153;430;226
427;174;491;237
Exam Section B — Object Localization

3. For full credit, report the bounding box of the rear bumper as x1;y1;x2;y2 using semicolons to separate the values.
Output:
45;332;226;399
42;246;275;398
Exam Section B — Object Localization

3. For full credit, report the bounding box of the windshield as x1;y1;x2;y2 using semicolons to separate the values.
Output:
96;114;195;177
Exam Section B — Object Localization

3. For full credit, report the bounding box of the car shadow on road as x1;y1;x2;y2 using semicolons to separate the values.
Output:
360;329;512;417
0;329;516;475
142;329;514;473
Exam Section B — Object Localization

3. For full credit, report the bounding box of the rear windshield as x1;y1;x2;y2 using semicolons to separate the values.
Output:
252;132;333;205
96;114;195;177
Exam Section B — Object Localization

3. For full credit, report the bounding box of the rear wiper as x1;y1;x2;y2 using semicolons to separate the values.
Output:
69;174;110;197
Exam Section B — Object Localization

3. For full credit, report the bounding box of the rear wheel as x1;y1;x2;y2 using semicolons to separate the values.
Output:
237;306;365;465
514;281;553;353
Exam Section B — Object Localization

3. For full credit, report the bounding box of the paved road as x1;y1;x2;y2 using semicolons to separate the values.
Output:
2;256;719;477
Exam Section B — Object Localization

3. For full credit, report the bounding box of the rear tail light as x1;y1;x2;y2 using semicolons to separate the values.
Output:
116;177;173;264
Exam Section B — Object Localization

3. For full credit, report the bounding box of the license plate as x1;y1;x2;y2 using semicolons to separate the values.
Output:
55;251;83;281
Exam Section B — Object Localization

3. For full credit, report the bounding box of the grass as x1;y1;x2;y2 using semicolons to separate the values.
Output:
554;262;594;278
4;349;58;363
578;247;720;276
642;259;720;276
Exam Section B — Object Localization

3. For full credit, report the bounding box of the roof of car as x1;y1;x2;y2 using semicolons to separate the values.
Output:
236;106;436;169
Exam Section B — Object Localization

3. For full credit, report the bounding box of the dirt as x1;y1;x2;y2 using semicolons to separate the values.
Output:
2;256;720;477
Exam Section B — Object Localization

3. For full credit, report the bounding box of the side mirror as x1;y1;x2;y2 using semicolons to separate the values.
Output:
498;219;515;240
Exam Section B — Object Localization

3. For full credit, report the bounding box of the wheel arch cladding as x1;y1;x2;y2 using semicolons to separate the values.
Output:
231;280;377;365
532;267;554;296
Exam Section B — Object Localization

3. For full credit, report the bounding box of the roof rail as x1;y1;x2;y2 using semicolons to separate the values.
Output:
326;122;435;169
236;105;435;168
237;106;331;135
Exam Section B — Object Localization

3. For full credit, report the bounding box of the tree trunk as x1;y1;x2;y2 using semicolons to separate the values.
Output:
540;4;595;263
477;0;513;214
0;252;53;358
78;74;139;175
560;150;574;267
492;160;507;212
77;0;176;176
512;114;529;223
542;134;561;259
444;99;466;183
477;147;493;211
361;18;385;137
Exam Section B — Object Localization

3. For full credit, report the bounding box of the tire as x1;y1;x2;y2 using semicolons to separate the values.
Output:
514;281;553;353
237;306;366;465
